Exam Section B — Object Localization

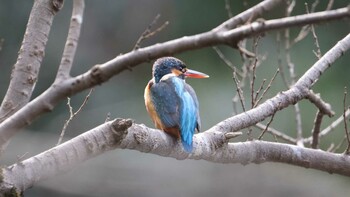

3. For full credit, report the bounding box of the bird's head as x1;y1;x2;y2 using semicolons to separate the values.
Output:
152;57;209;83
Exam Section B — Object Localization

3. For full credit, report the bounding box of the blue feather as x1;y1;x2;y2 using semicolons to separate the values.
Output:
171;77;197;152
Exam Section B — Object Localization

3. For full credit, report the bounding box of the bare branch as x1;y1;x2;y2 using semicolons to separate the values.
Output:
311;110;324;149
213;47;236;70
133;14;169;50
233;69;246;112
224;0;233;18
210;33;350;134
0;0;63;122
214;0;283;30
258;103;279;140
276;32;289;87
4;119;350;195
55;0;85;82
250;36;260;108
255;123;297;144
326;0;334;11
306;90;335;117
343;87;350;154
57;88;94;145
305;107;350;144
305;2;322;59
253;68;279;107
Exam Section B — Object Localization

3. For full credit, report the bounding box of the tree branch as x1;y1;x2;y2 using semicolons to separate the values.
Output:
55;0;85;82
3;117;350;194
0;0;63;122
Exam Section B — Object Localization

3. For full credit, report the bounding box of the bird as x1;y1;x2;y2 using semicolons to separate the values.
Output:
144;57;209;152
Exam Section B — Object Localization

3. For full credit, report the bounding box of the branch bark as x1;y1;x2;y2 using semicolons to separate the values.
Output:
55;0;84;82
0;0;63;123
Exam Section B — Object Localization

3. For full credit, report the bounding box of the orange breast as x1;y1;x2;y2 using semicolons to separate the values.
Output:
144;81;180;139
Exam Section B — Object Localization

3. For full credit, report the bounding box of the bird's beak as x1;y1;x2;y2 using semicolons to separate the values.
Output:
184;69;209;78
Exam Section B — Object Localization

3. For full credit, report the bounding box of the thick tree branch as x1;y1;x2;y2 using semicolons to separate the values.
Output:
0;0;63;122
0;6;349;150
3;117;350;194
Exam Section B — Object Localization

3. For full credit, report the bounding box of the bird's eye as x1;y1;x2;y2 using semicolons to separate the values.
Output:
180;67;187;73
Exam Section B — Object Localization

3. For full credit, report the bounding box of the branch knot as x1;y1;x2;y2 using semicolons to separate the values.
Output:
111;118;133;144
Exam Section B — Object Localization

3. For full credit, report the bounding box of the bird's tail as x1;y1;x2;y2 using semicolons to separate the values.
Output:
182;140;193;153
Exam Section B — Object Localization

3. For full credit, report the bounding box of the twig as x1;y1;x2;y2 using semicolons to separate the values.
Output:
224;0;233;18
253;68;279;107
311;110;323;149
306;90;335;117
326;0;334;11
343;87;350;154
294;103;304;147
258;103;279;140
255;123;296;143
213;47;236;70
55;0;85;81
304;107;350;144
105;112;111;123
254;79;266;103
250;36;260;108
233;69;246;112
238;45;256;58
133;14;169;50
332;135;347;153
284;2;305;147
57;88;94;145
276;32;289;88
310;0;319;13
225;132;243;140
305;2;322;59
0;38;4;52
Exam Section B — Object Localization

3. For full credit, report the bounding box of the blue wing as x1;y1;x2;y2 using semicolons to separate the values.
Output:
171;77;200;152
150;79;180;129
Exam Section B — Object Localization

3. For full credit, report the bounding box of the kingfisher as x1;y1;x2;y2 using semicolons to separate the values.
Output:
144;57;209;152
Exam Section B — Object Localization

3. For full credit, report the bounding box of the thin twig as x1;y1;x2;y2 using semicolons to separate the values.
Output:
310;0;319;13
133;14;169;50
105;112;111;123
224;0;233;18
343;87;350;154
57;88;94;145
250;36;260;108
311;110;324;149
258;103;279;140
233;69;246;112
276;32;289;88
254;79;266;104
332;135;347;153
213;47;236;70
254;68;279;107
326;0;334;11
304;107;350;144
0;38;4;52
305;2;322;59
255;123;297;144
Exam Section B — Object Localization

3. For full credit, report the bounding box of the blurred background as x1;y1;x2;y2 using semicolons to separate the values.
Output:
0;0;350;196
